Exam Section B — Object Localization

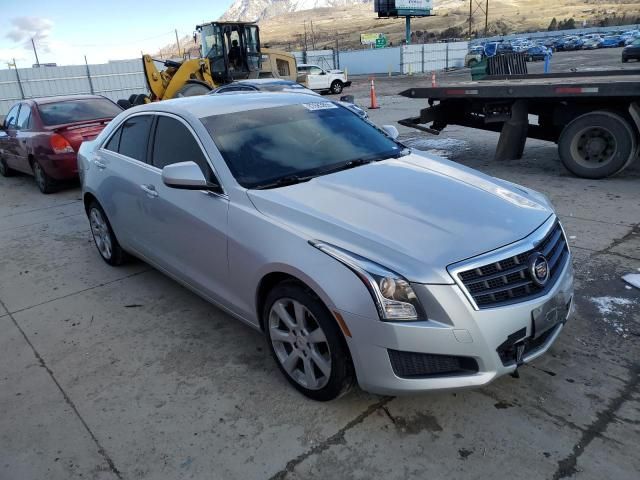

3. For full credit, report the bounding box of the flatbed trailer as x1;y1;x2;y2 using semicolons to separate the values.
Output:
399;69;640;179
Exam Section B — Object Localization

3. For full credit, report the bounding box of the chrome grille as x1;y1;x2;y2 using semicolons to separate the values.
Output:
458;222;569;309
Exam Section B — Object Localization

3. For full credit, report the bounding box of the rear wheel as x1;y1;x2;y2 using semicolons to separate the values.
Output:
330;80;344;95
175;83;211;97
558;111;637;179
0;157;15;177
88;201;127;266
32;160;55;193
264;282;354;401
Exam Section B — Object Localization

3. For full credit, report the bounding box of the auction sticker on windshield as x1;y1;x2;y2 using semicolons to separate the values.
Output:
303;102;339;111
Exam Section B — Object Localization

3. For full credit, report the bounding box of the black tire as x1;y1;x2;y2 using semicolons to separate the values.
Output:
622;57;628;63
263;281;354;401
32;159;56;194
330;80;344;95
0;156;15;177
87;201;127;266
175;83;211;97
558;111;637;179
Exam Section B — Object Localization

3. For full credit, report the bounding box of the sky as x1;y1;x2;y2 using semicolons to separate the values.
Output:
0;0;236;68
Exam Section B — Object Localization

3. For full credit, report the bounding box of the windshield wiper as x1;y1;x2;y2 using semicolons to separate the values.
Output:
253;175;312;190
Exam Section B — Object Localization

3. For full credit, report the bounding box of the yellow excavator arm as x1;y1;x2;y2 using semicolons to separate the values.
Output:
142;54;216;101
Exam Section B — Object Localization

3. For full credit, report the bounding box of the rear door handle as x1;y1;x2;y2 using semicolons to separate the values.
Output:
140;184;158;198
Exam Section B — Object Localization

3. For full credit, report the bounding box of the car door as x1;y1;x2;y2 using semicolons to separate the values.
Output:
307;66;327;90
144;114;231;304
1;104;20;169
13;103;34;173
97;114;155;255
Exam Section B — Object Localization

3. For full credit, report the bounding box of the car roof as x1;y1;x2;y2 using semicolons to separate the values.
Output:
25;94;109;105
129;92;335;119
231;79;298;86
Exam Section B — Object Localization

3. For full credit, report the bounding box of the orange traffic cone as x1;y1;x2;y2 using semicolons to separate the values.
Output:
369;78;380;109
431;71;437;88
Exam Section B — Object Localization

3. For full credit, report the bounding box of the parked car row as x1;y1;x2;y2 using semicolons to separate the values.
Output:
0;89;574;401
468;29;640;58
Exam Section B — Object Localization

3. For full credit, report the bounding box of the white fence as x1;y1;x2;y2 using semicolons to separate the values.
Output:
401;42;468;74
0;59;146;116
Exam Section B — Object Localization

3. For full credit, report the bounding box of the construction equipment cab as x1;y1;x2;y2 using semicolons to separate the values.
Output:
137;21;297;102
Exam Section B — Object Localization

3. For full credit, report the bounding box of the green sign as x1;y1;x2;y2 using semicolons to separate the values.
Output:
375;36;387;48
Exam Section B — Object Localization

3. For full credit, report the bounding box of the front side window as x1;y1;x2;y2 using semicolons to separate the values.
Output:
151;116;211;177
16;104;31;129
38;98;122;126
105;115;153;162
4;105;20;129
202;102;403;189
309;67;323;75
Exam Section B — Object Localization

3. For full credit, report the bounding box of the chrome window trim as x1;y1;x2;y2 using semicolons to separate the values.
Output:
447;214;558;311
99;110;228;199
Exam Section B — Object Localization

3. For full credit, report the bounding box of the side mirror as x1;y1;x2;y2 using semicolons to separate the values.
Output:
162;161;221;192
382;125;399;140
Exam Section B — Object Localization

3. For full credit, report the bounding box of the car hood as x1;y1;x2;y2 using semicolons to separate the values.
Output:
247;153;553;284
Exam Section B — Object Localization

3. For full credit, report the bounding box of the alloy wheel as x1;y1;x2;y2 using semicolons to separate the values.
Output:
89;207;113;260
268;298;332;390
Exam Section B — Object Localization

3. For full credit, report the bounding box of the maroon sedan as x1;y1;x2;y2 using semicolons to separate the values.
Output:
0;95;122;193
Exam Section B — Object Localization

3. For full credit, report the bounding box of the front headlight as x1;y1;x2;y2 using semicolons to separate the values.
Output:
310;241;425;321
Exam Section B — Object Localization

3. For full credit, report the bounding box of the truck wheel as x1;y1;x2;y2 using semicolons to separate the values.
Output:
175;83;211;97
558;111;637;179
330;80;344;95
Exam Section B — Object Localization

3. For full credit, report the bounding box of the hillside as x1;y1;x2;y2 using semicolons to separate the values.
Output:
247;0;640;49
157;0;640;56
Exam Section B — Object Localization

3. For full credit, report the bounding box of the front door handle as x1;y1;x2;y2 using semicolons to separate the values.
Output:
140;184;158;198
94;159;107;169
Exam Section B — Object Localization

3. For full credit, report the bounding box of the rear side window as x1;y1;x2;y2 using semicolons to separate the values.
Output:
16;105;31;129
117;116;153;162
38;98;122;126
151;116;210;176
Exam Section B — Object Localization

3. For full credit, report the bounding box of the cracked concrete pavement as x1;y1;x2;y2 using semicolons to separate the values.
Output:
1;59;639;479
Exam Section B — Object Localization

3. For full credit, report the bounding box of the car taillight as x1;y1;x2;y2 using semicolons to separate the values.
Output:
50;133;74;154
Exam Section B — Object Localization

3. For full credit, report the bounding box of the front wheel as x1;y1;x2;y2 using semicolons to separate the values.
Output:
330;80;344;95
558;111;637;179
264;282;354;401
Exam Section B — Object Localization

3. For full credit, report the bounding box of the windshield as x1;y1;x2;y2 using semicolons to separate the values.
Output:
201;102;403;189
38;98;122;126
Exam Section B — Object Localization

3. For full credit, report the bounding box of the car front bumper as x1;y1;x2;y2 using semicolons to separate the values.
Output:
340;257;574;395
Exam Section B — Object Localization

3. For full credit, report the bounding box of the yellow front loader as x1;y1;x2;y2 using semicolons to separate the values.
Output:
128;22;297;105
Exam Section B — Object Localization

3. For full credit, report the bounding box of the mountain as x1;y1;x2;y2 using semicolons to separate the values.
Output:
220;0;372;22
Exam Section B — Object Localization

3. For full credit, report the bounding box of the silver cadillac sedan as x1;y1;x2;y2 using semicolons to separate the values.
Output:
78;93;574;401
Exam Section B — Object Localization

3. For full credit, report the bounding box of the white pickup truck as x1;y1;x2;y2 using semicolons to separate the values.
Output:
297;64;352;94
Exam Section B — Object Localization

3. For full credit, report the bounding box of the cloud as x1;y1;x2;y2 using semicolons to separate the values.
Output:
6;17;54;53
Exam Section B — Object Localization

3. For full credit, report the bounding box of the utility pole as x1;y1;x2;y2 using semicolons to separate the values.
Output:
175;29;181;58
31;37;40;67
303;21;308;52
310;20;316;50
468;0;490;38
